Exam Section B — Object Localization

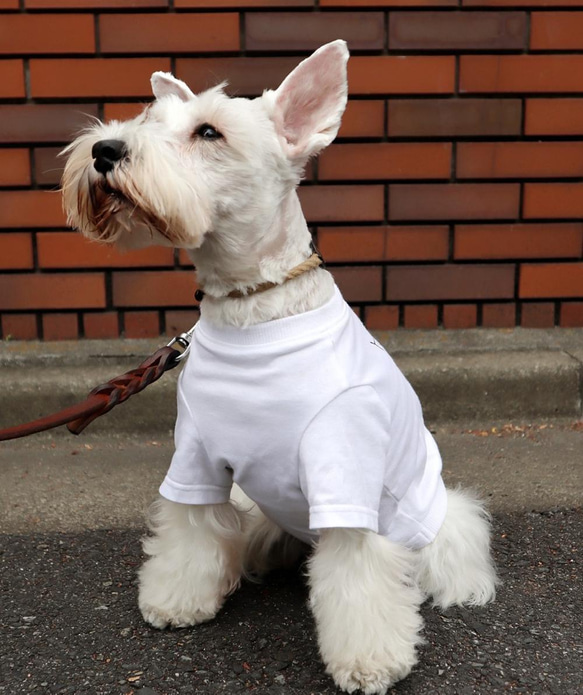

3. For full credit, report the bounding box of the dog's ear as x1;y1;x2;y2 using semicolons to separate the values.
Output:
151;72;195;102
271;40;349;161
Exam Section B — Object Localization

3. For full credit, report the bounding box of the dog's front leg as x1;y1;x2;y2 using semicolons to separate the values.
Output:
138;498;244;629
308;529;424;695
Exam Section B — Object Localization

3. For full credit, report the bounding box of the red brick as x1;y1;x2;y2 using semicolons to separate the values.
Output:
0;15;94;54
386;226;449;260
0;233;33;270
177;0;312;6
322;0;456;5
524;183;583;219
365;305;399;330
318;225;449;262
390;11;526;50
464;0;583;5
560;302;583;327
339;101;385;138
461;55;583;93
30;58;170;98
177;57;299;96
388;98;521;137
299;186;385;223
319;143;451;181
0;191;65;228
0;274;105;310
404;305;438;328
43;313;78;340
100;13;239;54
482;303;516;328
0;149;30;186
37;232;175;269
178;249;194;267
1;314;37;340
442;304;477;329
387;264;515;301
525;99;583;136
531;12;583;49
455;223;583;260
318;227;385;261
0;0;19;8
34;148;63;186
124;311;160;338
521;303;555;328
27;1;166;6
0;60;25;98
246;12;384;51
0;104;99;144
458;142;583;179
349;56;455;95
520;263;583;299
104;103;145;123
84;312;119;339
165;310;199;335
389;184;519;221
113;271;198;307
330;266;383;302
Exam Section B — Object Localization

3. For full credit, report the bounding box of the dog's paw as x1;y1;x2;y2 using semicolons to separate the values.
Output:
327;657;413;695
138;556;226;630
326;657;416;695
139;601;219;630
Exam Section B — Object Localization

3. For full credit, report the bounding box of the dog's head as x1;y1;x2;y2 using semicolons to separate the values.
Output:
61;40;349;252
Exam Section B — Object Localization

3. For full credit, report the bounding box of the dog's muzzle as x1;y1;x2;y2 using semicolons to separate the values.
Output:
92;139;127;175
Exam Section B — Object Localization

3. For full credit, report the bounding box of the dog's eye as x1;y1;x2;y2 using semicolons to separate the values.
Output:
196;124;223;140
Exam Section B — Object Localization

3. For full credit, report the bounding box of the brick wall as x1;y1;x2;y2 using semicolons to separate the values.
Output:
1;2;583;340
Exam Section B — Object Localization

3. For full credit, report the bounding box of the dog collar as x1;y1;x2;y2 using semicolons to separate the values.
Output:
195;252;323;302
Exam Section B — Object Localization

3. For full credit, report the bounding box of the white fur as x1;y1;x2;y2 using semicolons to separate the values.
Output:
309;529;423;694
416;487;499;609
62;40;498;693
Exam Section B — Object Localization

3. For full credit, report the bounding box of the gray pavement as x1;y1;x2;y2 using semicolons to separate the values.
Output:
1;421;582;695
1;329;582;694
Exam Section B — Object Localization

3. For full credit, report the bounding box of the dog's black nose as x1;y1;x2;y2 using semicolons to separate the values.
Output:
92;139;127;175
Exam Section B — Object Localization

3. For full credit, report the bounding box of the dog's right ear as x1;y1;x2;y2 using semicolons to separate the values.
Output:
270;40;349;162
151;72;195;102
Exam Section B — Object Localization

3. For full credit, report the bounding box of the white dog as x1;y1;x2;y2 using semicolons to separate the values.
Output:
62;40;498;694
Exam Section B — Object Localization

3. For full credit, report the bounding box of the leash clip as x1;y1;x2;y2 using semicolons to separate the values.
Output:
166;325;196;364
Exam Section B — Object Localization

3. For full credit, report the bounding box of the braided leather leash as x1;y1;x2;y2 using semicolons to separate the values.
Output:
0;251;324;443
0;331;193;442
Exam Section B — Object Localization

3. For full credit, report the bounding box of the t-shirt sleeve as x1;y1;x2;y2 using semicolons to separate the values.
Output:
159;370;233;505
299;385;391;533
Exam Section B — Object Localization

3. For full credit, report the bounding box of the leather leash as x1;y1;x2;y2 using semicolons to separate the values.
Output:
0;249;324;443
0;329;194;442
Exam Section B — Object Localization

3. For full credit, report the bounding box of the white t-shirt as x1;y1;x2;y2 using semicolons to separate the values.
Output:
160;287;447;550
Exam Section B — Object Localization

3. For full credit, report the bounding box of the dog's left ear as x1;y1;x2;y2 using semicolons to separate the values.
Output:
151;72;195;102
271;40;349;161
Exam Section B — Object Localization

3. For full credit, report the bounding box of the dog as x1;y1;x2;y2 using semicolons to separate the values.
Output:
62;40;498;694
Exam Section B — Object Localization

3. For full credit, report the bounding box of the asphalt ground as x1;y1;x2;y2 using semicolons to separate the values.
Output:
1;422;582;695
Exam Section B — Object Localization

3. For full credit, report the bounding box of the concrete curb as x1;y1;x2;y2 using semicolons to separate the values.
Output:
0;328;581;433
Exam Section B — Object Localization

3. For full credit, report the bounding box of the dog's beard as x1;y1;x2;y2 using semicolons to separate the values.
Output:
85;167;175;249
61;133;211;250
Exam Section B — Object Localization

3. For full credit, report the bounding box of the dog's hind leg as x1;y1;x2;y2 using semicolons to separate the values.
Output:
244;512;307;577
415;487;498;609
138;497;245;629
229;485;307;577
308;529;423;694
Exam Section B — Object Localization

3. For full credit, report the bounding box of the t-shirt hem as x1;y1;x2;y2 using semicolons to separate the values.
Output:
159;479;231;505
309;504;379;533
